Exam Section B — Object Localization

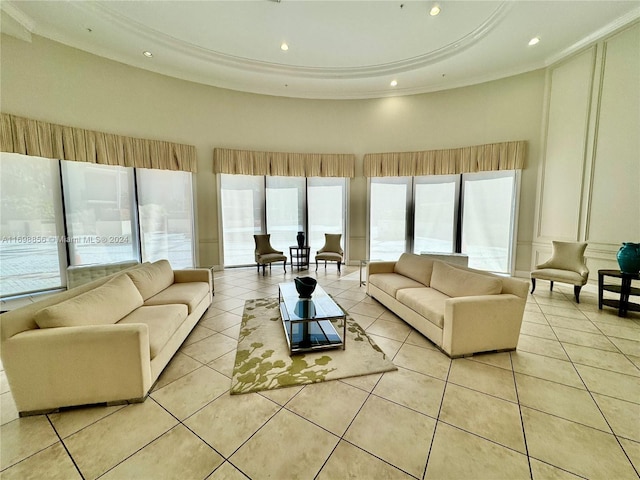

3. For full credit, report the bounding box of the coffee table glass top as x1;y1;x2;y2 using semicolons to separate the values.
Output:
278;282;346;354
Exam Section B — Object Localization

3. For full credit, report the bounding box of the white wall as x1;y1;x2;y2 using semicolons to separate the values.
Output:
533;22;640;277
0;34;546;270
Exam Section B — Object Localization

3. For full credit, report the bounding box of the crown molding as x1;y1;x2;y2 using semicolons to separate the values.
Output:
545;7;640;67
1;1;35;33
84;1;511;80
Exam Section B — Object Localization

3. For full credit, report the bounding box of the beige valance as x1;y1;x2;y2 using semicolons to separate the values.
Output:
214;148;355;178
0;113;197;172
364;140;527;177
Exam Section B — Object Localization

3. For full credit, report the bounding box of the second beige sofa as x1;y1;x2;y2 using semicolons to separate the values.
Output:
368;253;528;357
1;260;212;415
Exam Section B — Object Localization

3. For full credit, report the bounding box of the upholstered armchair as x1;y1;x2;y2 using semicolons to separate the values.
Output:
254;234;287;276
315;233;344;273
530;241;589;303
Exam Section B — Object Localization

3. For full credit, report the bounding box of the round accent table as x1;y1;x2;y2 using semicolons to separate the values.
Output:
598;269;640;317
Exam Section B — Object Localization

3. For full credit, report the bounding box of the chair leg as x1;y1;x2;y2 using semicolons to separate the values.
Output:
550;280;554;291
315;259;318;272
530;278;536;294
257;263;260;273
283;259;287;273
337;261;341;273
574;285;581;303
262;264;266;276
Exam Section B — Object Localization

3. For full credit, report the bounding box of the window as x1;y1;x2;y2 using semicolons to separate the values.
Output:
368;171;519;273
307;177;346;252
61;162;139;266
220;174;265;266
219;175;348;267
137;169;195;268
0;153;65;296
266;177;305;253
413;175;459;254
369;177;410;261
461;171;517;272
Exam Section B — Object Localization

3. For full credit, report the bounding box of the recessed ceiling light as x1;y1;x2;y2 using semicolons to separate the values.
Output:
142;51;153;58
280;42;289;51
528;37;540;46
390;80;398;87
429;5;441;16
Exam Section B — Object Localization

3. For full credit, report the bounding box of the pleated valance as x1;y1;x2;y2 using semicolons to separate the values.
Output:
213;148;355;178
363;140;526;177
0;113;197;172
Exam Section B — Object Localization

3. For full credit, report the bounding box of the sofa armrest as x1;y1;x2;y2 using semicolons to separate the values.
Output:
2;323;152;413
442;294;526;357
174;268;212;287
367;261;396;276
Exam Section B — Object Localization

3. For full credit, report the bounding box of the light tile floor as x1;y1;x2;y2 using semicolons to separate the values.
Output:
1;266;639;479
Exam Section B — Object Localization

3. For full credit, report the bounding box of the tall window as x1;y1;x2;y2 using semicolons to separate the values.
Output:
413;175;459;255
308;177;346;252
368;171;519;273
137;169;195;268
61;162;139;266
0;153;65;296
266;177;305;253
220;175;265;266
461;171;517;272
220;175;348;267
369;177;410;261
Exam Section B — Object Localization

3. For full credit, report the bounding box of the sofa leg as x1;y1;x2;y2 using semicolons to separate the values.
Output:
574;285;581;303
530;278;536;294
550;280;554;291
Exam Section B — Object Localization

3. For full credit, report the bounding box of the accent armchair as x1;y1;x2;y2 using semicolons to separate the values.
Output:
254;234;287;276
315;233;344;273
530;241;589;303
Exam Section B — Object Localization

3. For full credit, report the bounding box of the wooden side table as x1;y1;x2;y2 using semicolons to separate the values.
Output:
598;269;640;317
289;246;310;271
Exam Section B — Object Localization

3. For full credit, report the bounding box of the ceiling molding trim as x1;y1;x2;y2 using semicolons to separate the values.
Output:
545;7;640;67
85;1;511;80
1;1;36;33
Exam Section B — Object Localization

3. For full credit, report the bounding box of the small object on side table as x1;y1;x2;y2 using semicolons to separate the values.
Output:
598;269;640;317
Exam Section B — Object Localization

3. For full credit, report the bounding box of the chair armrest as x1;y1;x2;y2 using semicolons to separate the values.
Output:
442;294;525;357
1;323;152;413
367;261;396;275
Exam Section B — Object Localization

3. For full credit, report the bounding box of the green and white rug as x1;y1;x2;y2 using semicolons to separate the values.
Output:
231;298;397;395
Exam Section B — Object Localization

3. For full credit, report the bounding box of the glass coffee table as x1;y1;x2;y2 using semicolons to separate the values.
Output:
278;282;346;354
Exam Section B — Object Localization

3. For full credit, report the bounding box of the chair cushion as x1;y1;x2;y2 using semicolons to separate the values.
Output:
118;304;188;359
126;260;175;300
144;282;210;313
368;273;424;297
530;268;587;286
394;253;435;287
34;274;143;328
316;252;342;261
396;287;448;328
430;261;502;298
258;253;287;264
539;241;587;272
318;234;343;254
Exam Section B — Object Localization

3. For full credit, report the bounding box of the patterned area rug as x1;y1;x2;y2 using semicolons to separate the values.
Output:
231;298;397;395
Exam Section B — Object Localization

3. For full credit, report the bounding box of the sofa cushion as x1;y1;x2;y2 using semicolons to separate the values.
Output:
144;282;210;314
118;304;188;359
394;253;434;287
430;261;502;298
34;274;143;329
396;287;449;328
126;260;174;300
369;273;425;297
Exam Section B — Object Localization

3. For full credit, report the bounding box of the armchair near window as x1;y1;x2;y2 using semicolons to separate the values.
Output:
530;241;589;303
254;234;287;276
315;233;344;273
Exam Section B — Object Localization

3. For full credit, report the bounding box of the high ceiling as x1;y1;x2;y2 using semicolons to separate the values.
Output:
2;1;639;99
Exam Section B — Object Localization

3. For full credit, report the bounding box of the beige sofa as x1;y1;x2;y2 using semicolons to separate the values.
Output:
367;253;528;358
0;260;212;415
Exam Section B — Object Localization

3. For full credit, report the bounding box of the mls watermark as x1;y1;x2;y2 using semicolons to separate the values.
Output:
1;236;130;244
